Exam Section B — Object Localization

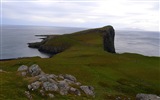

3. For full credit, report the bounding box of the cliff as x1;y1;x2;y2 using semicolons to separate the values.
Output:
28;25;116;55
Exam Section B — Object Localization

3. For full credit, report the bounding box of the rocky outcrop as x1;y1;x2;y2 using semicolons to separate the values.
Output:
102;26;116;53
136;93;160;100
17;64;95;99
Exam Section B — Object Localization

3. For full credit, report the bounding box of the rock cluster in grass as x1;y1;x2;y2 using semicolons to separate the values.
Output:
136;93;160;100
17;64;95;99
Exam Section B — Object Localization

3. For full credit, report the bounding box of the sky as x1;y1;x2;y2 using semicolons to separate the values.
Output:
1;0;159;31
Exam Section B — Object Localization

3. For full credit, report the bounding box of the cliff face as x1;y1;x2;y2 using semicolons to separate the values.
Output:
28;25;116;55
102;26;116;53
38;45;69;54
28;35;72;55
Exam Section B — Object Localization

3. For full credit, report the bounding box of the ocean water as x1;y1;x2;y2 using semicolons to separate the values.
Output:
0;25;86;59
115;30;159;57
0;25;159;59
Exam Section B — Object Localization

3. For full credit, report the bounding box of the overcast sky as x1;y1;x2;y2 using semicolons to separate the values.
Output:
1;0;159;31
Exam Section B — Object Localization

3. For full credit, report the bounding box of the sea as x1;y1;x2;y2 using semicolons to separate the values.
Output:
0;25;159;60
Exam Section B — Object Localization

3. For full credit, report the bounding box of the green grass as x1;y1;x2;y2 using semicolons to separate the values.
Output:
0;26;160;100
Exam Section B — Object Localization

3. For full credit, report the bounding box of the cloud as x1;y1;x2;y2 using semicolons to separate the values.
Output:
2;0;159;31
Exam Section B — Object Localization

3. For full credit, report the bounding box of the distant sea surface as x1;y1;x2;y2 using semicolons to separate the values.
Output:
0;25;159;59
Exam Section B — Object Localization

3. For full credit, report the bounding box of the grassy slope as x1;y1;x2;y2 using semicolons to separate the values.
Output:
0;27;160;100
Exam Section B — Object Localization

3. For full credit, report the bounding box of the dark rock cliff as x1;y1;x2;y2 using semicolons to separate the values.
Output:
102;26;116;53
28;35;71;55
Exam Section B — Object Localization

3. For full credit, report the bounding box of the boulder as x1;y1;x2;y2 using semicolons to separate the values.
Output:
102;26;116;53
69;87;81;96
64;79;74;85
47;74;58;79
43;82;58;92
47;74;58;80
64;74;77;82
29;81;41;90
80;86;95;97
29;64;42;76
136;93;160;100
48;78;58;84
58;80;70;95
39;75;48;82
58;74;64;80
17;65;28;71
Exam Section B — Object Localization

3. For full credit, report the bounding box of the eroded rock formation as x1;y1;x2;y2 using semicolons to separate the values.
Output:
102;26;116;53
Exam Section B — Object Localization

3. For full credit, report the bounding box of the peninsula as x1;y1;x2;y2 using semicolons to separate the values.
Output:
0;26;159;100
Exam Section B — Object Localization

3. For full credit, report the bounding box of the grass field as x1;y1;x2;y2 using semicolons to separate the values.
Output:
0;26;160;100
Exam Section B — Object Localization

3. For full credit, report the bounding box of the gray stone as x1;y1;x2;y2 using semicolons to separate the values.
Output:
43;82;58;91
80;86;95;97
48;93;54;98
48;78;58;84
29;64;42;76
58;80;70;95
64;74;77;82
58;74;64;79
64;79;74;85
21;72;27;77
30;81;41;90
102;26;116;53
69;87;81;96
136;93;160;100
25;91;32;100
39;75;48;82
48;74;58;79
18;65;28;71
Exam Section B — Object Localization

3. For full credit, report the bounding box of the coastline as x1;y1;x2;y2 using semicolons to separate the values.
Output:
1;26;160;99
1;27;160;61
0;35;55;61
0;57;39;61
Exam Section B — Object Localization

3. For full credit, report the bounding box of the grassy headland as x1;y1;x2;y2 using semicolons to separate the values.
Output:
0;26;160;100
